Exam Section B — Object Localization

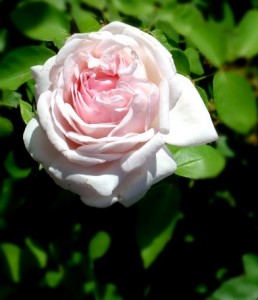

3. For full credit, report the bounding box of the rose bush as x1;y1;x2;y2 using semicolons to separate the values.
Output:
23;21;218;208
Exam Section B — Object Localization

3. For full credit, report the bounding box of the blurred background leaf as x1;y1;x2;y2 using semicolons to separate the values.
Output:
213;71;257;134
11;1;70;47
0;46;56;90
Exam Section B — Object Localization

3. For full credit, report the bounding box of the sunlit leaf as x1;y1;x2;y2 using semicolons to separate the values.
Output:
71;3;101;33
0;243;21;283
19;99;35;124
88;231;111;261
160;4;203;36
4;151;31;179
221;2;235;29
213;71;257;134
187;21;226;67
11;2;70;46
0;116;13;138
163;4;226;66
81;0;106;10
0;46;55;90
28;0;67;10
112;0;154;19
169;145;226;179
0;90;21;108
233;10;258;58
184;47;204;75
25;238;47;269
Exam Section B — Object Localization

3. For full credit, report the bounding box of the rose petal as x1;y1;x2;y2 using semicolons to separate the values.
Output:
31;56;56;100
23;117;59;166
117;146;177;207
23;118;125;208
162;74;218;146
37;90;70;152
121;133;164;172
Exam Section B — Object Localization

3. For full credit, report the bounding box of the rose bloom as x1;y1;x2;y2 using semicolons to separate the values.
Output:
23;21;218;207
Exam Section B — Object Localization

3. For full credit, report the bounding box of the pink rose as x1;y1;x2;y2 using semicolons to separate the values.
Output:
23;21;218;207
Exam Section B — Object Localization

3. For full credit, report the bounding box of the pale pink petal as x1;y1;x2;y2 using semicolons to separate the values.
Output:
101;21;177;82
162;74;218;146
117;146;177;207
23;119;121;207
37;90;70;152
23;117;59;166
121;133;164;172
31;56;56;100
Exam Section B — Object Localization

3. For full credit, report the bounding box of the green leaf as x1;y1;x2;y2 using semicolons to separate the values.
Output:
19;99;35;124
27;0;67;10
170;145;226;179
25;238;47;269
103;283;123;300
25;80;36;103
81;0;106;10
0;179;13;216
4;151;31;180
0;243;21;283
233;10;258;58
155;20;179;44
187;21;226;67
208;253;258;300
0;29;7;53
184;47;204;75
0;46;55;90
0;116;13;138
221;2;235;29
136;183;182;268
45;270;64;288
112;0;154;19
213;71;257;134
160;4;203;36
196;86;209;108
11;2;70;46
88;231;111;261
0;90;21;108
208;276;258;300
164;4;226;67
216;135;235;158
243;253;258;279
71;3;101;33
171;49;190;75
151;29;174;52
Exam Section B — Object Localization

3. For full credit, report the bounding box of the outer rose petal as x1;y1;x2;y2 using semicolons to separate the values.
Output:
31;56;56;100
23;118;123;207
117;146;177;207
23;118;177;208
162;74;218;146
